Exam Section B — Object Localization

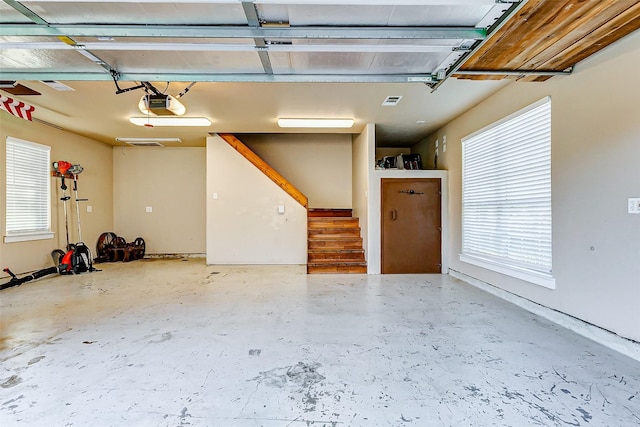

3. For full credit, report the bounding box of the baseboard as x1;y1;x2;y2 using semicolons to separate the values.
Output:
145;253;206;259
449;269;640;362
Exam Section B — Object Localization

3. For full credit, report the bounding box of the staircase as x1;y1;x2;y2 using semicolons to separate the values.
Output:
307;209;367;274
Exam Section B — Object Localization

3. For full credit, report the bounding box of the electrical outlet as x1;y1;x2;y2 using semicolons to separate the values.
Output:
146;206;153;213
629;198;640;214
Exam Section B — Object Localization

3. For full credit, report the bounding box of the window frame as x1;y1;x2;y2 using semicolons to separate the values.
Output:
4;136;54;243
460;97;555;289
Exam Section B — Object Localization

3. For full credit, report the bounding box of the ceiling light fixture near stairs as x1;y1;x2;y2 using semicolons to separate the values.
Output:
129;117;211;127
277;118;354;128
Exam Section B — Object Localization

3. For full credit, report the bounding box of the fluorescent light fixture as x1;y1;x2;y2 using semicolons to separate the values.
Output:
277;118;354;128
129;117;211;127
116;137;182;144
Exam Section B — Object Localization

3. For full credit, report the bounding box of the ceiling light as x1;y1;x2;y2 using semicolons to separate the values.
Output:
277;118;354;128
138;94;186;116
129;117;211;127
116;137;182;145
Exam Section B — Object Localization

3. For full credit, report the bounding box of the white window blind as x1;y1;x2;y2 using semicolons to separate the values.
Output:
5;137;53;242
461;97;554;289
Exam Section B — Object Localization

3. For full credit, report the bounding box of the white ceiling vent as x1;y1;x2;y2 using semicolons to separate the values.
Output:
124;141;165;147
382;96;403;106
40;80;75;91
115;137;181;147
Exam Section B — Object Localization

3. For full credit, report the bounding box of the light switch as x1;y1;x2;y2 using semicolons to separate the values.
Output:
629;198;640;214
146;206;153;213
278;205;285;214
213;193;218;200
86;205;92;213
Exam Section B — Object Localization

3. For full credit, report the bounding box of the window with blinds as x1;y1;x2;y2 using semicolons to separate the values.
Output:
5;137;54;243
460;97;554;289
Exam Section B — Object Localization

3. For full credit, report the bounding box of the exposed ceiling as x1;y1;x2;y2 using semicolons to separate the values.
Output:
1;0;638;148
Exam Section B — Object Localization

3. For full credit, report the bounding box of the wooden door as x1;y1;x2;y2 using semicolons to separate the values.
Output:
381;178;441;273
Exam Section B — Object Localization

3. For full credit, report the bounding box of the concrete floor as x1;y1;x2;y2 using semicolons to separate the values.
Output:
1;258;639;427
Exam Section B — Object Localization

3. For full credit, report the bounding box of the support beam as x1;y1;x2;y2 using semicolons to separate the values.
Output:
241;1;274;74
0;41;458;53
0;24;487;40
0;71;436;83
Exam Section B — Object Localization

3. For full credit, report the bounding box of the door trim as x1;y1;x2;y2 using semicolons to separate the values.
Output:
367;170;448;274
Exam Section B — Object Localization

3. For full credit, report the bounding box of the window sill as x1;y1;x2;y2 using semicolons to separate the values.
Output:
4;232;54;243
460;254;556;290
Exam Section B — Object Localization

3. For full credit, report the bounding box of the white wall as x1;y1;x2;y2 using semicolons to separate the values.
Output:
426;31;640;342
113;147;206;255
240;133;352;209
352;124;374;266
206;134;307;264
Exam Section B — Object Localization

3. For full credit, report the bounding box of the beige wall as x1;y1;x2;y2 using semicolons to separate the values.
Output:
240;133;352;209
113;146;206;255
420;31;640;342
206;135;307;264
1;114;113;275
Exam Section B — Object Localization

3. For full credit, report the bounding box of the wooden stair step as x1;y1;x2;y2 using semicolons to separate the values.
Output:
307;208;367;275
308;227;361;237
307;262;368;274
308;217;360;228
308;237;363;250
308;249;365;262
308;208;353;218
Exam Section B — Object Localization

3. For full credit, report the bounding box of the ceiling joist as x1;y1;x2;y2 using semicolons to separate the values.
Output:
0;24;487;40
0;71;437;83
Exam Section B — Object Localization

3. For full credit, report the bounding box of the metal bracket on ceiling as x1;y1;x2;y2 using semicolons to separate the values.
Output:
429;0;529;91
242;0;274;75
110;70;146;95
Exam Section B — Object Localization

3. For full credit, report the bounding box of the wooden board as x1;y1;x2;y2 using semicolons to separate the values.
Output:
456;0;640;80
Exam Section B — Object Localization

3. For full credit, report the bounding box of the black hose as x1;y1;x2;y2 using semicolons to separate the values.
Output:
1;266;59;291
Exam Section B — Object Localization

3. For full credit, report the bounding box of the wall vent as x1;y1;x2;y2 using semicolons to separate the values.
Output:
33;117;64;130
382;95;403;106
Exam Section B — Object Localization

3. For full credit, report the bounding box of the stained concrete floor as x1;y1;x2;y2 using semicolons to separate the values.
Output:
1;258;639;427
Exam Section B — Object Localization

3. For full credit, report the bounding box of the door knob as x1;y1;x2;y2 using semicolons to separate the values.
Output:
391;209;397;220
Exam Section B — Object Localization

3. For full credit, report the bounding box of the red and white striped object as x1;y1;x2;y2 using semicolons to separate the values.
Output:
0;94;35;121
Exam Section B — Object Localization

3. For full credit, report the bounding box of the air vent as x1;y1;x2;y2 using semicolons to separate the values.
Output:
33;117;63;130
382;95;403;106
116;137;181;147
40;81;75;91
125;141;165;147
